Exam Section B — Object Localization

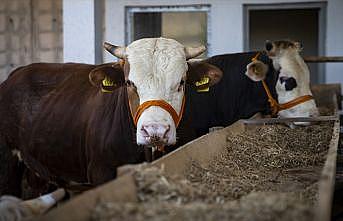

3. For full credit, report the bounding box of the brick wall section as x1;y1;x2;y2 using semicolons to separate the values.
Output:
0;0;62;82
0;1;32;82
33;0;63;63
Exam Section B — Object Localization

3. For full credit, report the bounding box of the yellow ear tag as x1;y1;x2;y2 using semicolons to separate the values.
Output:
195;76;210;92
101;77;115;93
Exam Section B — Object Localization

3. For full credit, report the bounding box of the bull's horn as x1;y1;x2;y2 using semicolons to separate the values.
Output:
103;42;126;59
20;188;66;215
185;45;206;59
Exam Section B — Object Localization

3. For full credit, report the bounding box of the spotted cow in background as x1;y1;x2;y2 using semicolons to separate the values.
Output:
247;40;319;125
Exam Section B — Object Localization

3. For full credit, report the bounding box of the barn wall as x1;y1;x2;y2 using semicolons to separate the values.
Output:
326;0;343;90
59;0;342;88
0;0;63;82
103;0;326;61
101;0;342;88
63;0;95;64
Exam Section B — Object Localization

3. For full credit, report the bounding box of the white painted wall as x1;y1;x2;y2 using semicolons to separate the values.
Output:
63;0;95;63
63;0;343;87
326;0;343;88
103;0;245;62
104;0;326;60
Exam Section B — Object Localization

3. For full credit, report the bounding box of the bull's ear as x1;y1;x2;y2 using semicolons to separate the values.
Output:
89;64;125;93
245;60;269;82
186;61;223;92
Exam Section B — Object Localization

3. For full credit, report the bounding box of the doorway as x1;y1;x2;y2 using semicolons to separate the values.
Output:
244;3;326;84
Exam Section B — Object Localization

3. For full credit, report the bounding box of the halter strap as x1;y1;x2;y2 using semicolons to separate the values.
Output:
121;56;186;128
133;95;186;127
252;52;261;62
261;80;313;115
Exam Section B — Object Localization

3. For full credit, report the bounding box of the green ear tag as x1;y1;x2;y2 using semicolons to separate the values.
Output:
101;77;115;93
195;76;210;92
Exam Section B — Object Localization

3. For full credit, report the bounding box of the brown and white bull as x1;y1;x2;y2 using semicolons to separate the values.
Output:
0;37;222;197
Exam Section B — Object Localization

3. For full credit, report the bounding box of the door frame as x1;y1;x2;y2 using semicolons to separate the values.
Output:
243;2;327;83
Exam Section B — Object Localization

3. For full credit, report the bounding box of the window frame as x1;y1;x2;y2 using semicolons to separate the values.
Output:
125;5;211;55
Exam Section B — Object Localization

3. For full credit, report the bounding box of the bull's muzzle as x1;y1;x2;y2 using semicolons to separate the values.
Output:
141;123;171;145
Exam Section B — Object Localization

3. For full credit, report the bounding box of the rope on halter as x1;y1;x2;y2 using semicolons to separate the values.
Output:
252;52;261;62
261;80;280;116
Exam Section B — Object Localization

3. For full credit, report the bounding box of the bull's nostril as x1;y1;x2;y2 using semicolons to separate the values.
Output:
163;125;171;138
150;135;160;143
141;127;149;136
265;41;273;51
141;124;171;144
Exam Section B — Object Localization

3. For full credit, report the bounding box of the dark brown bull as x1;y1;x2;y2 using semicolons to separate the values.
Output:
0;63;77;197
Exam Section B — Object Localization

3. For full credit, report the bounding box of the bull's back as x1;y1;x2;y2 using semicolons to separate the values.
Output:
0;63;95;147
0;63;93;196
209;52;277;122
189;52;277;135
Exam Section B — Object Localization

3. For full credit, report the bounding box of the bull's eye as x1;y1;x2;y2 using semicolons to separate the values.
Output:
126;80;137;91
178;79;185;92
126;80;135;87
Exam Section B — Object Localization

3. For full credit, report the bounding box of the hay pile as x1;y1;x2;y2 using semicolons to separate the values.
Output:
93;192;313;221
134;122;332;204
92;121;333;221
184;122;332;202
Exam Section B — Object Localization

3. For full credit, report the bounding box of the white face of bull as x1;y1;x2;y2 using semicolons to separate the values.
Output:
103;38;207;146
126;38;187;145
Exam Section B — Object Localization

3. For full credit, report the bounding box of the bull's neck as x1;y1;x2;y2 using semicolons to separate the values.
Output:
279;51;310;85
278;51;312;97
120;87;136;127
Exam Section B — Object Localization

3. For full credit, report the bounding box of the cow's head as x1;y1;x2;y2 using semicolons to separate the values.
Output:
91;38;222;147
265;40;303;70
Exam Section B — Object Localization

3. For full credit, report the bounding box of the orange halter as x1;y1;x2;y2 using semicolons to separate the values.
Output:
133;95;186;128
131;96;186;153
252;53;314;116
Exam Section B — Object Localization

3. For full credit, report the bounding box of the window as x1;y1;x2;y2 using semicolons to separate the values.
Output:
126;5;210;57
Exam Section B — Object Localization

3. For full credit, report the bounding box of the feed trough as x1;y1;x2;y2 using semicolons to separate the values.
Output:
34;84;341;221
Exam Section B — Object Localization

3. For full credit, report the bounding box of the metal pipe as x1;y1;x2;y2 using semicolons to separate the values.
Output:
303;56;343;63
242;115;338;125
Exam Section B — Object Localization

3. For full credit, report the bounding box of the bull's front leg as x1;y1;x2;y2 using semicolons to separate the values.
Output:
0;138;25;197
86;160;117;185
